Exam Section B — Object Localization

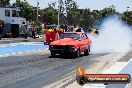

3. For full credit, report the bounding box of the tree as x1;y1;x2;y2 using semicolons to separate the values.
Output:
12;0;35;21
0;0;10;6
79;9;95;31
101;7;116;16
91;10;101;25
91;6;117;26
99;6;117;21
64;0;79;25
40;2;58;24
122;11;132;25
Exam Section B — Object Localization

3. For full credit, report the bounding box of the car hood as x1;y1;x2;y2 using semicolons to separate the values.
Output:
50;38;79;45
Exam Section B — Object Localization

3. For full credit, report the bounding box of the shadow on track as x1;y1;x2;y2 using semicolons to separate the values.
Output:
49;53;87;59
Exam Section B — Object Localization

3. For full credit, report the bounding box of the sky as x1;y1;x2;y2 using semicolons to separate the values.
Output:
10;0;132;13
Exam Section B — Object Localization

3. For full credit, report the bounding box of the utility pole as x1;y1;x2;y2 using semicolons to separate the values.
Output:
65;0;68;25
127;7;129;12
58;0;60;27
37;0;39;21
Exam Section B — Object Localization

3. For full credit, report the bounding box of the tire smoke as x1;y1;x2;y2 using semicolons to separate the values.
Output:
90;16;132;53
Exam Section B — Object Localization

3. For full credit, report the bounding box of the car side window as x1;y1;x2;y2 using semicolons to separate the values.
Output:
84;33;88;39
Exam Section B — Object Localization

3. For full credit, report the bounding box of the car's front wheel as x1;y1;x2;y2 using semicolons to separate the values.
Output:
51;51;56;57
84;46;90;56
44;41;47;45
74;49;80;58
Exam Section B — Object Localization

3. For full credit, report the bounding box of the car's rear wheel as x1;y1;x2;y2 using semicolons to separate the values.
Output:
84;46;90;56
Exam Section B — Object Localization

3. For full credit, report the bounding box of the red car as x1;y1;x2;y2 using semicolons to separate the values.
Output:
49;32;92;58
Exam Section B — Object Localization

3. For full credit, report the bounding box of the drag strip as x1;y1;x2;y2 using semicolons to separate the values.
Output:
0;49;130;88
0;49;108;88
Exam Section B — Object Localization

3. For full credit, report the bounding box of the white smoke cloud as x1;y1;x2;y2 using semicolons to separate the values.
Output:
89;16;132;53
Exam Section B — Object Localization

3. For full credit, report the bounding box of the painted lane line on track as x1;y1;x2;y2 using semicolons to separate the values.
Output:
25;51;29;53
18;52;22;54
11;53;16;55
125;84;129;88
10;45;16;46
0;46;6;48
0;44;15;47
0;44;49;57
5;54;10;56
0;49;48;58
122;59;132;88
0;55;3;57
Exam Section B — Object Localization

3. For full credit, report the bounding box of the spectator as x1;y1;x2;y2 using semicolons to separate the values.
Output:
76;27;81;32
0;20;4;40
32;27;36;39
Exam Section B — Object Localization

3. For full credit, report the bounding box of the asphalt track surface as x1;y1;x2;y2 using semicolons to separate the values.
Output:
0;45;131;88
0;47;109;88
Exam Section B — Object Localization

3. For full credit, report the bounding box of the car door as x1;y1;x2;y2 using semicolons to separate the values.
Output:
80;33;86;52
81;33;90;51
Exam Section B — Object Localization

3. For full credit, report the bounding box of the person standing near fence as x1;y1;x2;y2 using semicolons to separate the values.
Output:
0;20;4;40
32;26;36;39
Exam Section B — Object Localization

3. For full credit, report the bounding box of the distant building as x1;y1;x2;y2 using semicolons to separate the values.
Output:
0;6;27;37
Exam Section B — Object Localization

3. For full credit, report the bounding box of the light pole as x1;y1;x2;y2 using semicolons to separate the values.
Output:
37;0;39;21
65;0;68;25
58;0;60;27
127;7;129;12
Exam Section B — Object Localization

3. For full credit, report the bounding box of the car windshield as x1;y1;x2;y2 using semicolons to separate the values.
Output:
60;33;80;40
47;25;57;29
